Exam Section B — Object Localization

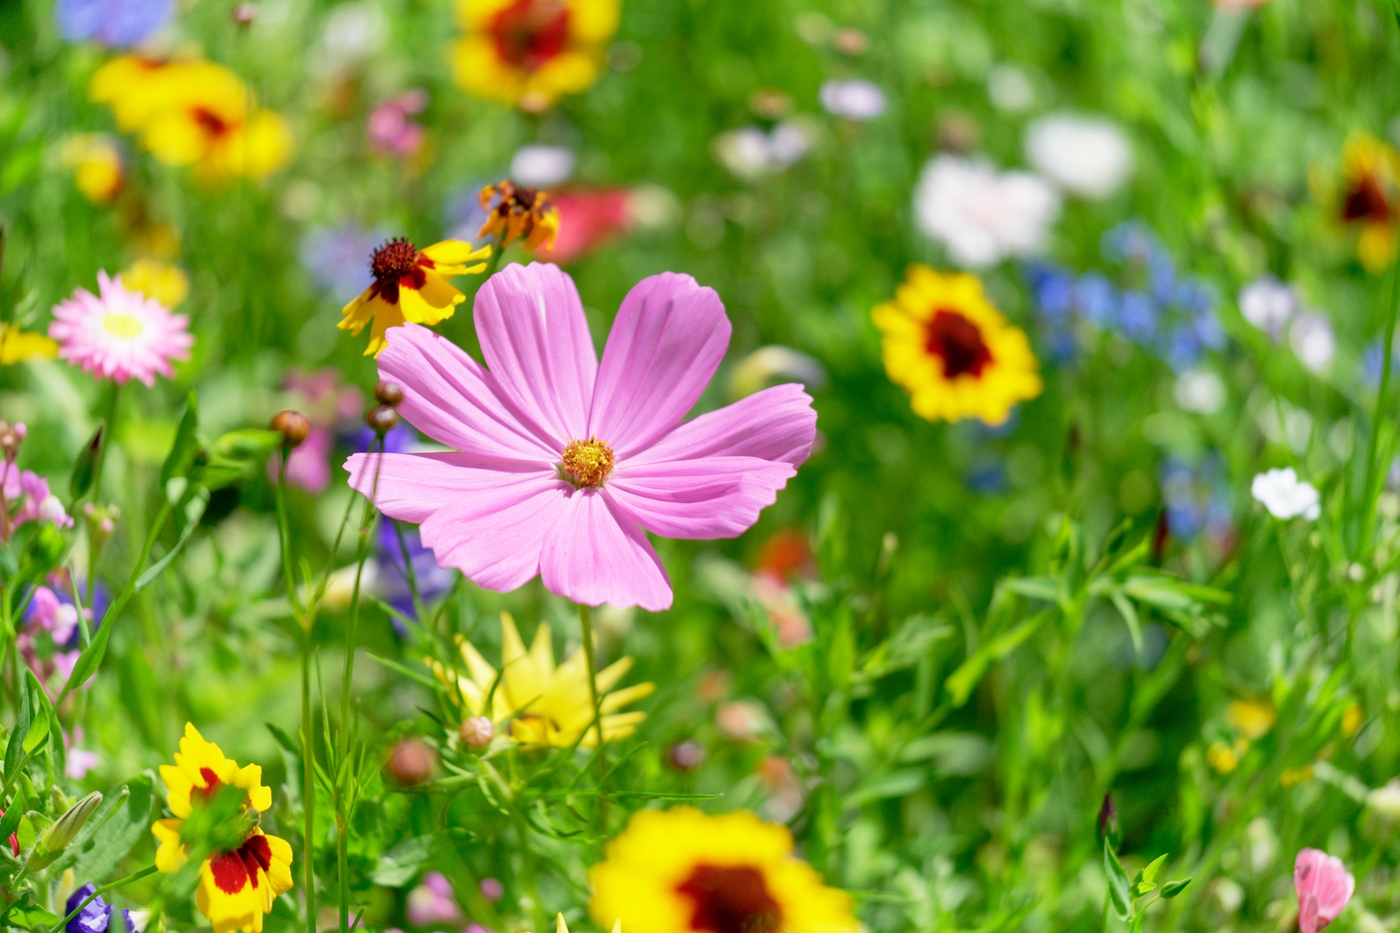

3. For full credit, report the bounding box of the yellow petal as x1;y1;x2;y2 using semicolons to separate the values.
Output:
421;240;492;267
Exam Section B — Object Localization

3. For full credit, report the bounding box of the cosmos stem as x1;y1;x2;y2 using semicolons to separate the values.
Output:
576;602;608;830
86;381;121;605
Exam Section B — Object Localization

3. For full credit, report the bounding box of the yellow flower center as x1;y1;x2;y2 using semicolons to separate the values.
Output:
102;313;144;338
560;437;614;488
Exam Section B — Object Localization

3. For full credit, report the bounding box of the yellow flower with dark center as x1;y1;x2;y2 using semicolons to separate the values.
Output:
339;237;491;357
588;808;858;933
427;611;653;748
0;325;58;364
480;180;561;250
450;0;619;110
152;724;294;933
89;56;292;181
873;265;1041;425
1337;133;1400;271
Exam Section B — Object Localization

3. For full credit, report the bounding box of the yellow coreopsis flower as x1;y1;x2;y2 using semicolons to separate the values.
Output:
1337;133;1400;272
450;0;619;110
480;180;561;250
339;237;491;356
121;259;190;308
152;724;294;933
589;808;859;933
872;264;1042;425
90;56;293;180
427;611;654;748
0;325;59;364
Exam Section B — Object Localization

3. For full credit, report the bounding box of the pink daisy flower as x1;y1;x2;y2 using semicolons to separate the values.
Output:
345;263;817;611
1295;848;1355;933
49;271;193;386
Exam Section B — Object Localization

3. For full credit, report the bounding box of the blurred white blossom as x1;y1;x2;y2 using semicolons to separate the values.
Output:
1174;369;1225;414
509;145;575;187
913;154;1060;267
987;64;1034;112
1024;113;1132;199
714;122;814;179
819;79;886;121
1251;467;1320;521
1289;312;1335;373
1239;276;1298;339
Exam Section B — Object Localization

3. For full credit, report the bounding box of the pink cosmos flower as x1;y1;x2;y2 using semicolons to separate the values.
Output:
1295;848;1355;933
49;271;193;386
345;263;817;611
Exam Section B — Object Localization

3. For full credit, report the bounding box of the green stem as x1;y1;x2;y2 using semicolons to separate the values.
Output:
48;864;158;933
389;519;426;626
576;603;607;831
1359;258;1400;560
85;382;121;605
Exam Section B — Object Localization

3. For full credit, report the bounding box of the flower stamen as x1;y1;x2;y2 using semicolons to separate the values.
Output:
560;437;614;488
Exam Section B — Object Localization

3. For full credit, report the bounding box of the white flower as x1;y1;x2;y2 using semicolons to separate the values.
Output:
1289;312;1335;373
818;79;886;121
1024;113;1133;199
713;122;813;179
987;64;1034;112
1251;467;1321;521
912;154;1061;267
509;145;575;187
1174;369;1225;414
1368;779;1400;820
1239;276;1297;339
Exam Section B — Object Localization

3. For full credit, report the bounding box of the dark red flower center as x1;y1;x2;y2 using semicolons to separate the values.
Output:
369;238;428;304
489;0;571;71
675;865;782;933
925;309;992;379
1343;173;1393;224
210;833;274;895
197;767;224;798
191;107;232;138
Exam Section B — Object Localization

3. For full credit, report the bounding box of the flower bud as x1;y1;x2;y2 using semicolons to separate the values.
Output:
365;404;399;435
232;2;256;24
374;381;404;407
459;716;494;748
42;791;103;853
270;410;312;447
387;737;435;786
0;421;26;460
667;740;705;772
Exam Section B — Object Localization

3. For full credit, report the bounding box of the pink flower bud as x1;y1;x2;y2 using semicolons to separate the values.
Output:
459;716;494;748
1295;848;1355;933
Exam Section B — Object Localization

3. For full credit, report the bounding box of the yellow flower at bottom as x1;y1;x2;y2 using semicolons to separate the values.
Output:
873;265;1042;426
121;259;190;308
589;808;858;933
0;325;58;364
339;238;491;356
153;723;294;933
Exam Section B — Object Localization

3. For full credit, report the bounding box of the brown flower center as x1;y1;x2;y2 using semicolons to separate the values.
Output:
191;106;233;138
1342;173;1393;224
676;865;782;933
369;238;426;304
925;309;992;379
560;437;614;487
490;0;571;70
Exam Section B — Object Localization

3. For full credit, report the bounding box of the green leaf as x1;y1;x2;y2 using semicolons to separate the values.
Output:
134;487;209;592
57;610;116;702
946;612;1050;707
1;896;60;930
160;392;200;485
62;776;155;885
844;769;926;808
1160;878;1192;899
212;428;282;462
21;673;50;756
69;425;104;500
4;670;32;783
371;835;437;887
0;789;26;842
1103;837;1132;921
1140;853;1168;884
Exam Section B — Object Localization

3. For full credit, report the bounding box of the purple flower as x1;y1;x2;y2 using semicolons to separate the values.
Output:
56;0;171;47
66;884;110;933
300;225;392;303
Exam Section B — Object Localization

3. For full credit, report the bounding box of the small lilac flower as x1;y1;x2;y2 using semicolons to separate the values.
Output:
1026;263;1074;320
1075;274;1118;327
66;884;111;933
406;872;461;927
1117;291;1157;343
1295;848;1354;933
368;89;428;157
377;522;455;626
818;79;887;121
1290;313;1335;373
66;727;102;780
478;878;504;902
1239;276;1297;339
300;225;392;304
56;0;172;47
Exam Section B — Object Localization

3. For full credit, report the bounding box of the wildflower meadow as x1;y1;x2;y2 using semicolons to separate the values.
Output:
1;0;1400;931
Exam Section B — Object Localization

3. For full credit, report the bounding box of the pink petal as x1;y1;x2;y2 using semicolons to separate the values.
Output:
539;489;672;611
608;456;796;539
628;383;817;468
588;272;730;455
379;324;558;462
1299;894;1321;933
1295;849;1354;927
345;451;546;522
473;263;597;444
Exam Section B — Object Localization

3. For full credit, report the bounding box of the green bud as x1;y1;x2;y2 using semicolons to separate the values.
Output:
41;791;102;852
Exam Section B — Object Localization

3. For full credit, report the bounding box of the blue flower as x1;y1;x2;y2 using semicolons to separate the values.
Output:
1117;291;1158;343
66;884;110;933
1074;273;1118;327
56;0;172;47
965;461;1007;496
377;522;457;627
1165;325;1204;372
300;224;392;304
1026;263;1075;320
